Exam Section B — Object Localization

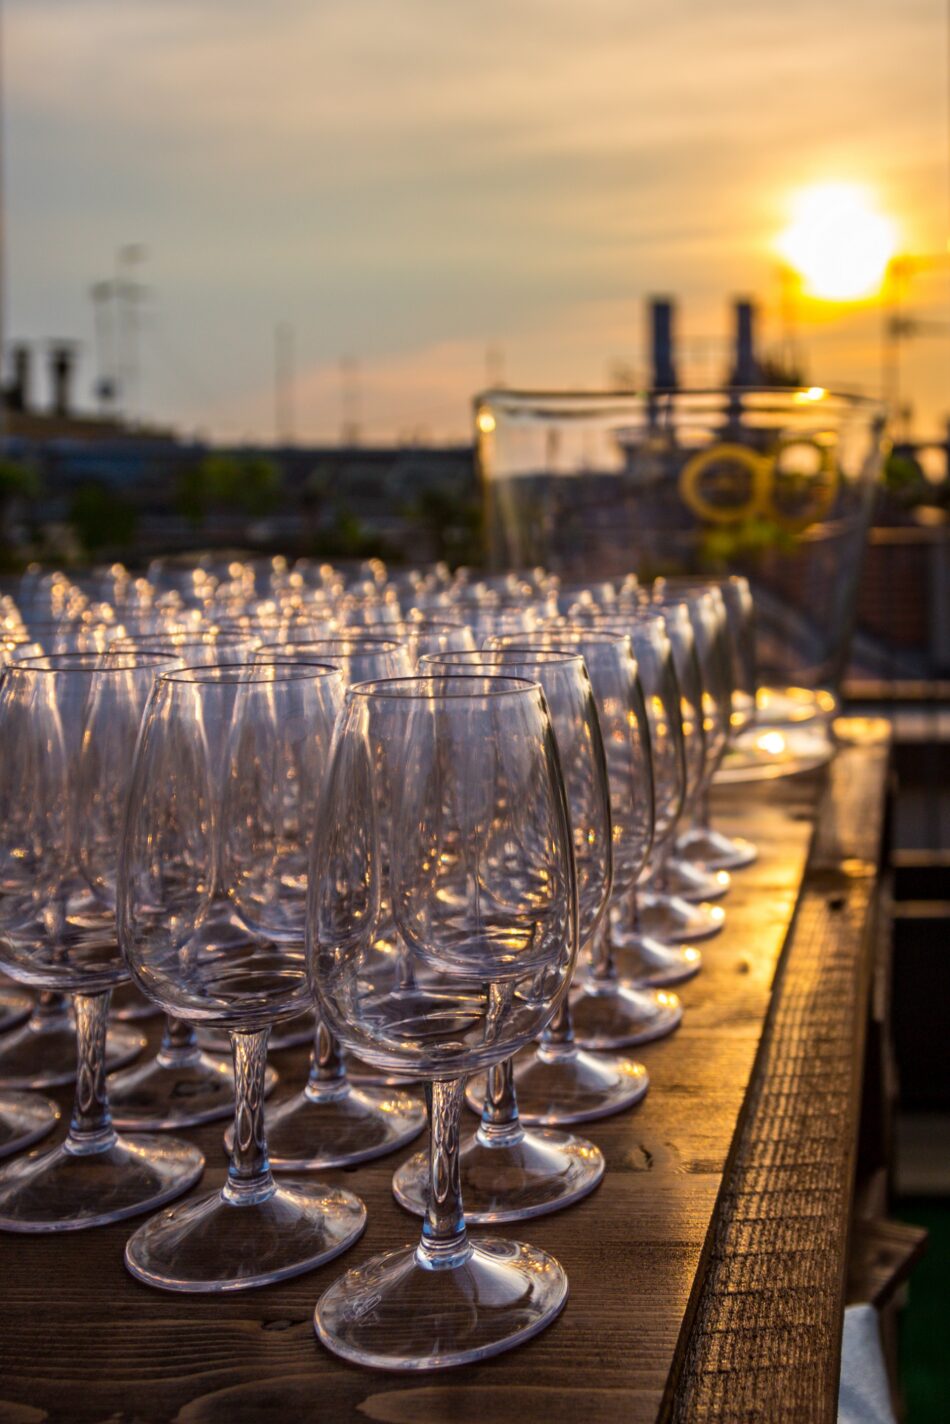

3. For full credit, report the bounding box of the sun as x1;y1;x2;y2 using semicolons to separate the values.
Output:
778;182;897;301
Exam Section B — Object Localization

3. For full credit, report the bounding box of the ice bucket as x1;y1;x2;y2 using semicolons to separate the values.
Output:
476;387;887;777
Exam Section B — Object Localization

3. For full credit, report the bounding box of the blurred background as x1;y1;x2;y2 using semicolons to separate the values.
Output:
0;2;947;1416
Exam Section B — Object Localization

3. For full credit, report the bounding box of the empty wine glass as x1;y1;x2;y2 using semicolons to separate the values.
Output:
392;649;611;1215
0;653;204;1231
310;674;578;1370
666;575;758;870
658;578;763;877
429;647;649;1126
588;611;705;986
345;619;476;667
621;585;731;945
120;664;366;1290
104;630;277;1129
645;596;731;904
0;636;148;1080
231;641;425;1167
490;629;680;1049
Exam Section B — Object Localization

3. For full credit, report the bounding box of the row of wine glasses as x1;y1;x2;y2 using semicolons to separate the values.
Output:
0;558;757;1371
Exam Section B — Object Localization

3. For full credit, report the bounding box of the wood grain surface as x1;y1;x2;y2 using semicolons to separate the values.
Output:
0;721;889;1424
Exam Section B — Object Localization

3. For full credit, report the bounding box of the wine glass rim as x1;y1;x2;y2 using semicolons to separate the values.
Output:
110;629;252;649
161;661;342;685
421;647;584;668
573;609;666;631
11;650;177;674
491;627;630;645
347;617;467;633
348;673;543;701
475;385;887;415
260;635;404;651
655;574;749;590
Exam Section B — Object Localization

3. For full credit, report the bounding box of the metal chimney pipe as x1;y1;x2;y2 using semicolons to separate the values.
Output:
649;297;677;391
731;299;759;386
8;344;30;411
49;343;75;418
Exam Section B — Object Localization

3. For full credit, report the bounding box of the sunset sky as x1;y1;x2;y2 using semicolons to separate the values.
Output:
5;0;950;442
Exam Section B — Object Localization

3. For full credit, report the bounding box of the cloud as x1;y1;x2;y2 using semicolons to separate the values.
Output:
4;0;948;437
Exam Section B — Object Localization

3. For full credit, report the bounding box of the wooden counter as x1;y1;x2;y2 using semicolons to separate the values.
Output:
0;719;891;1423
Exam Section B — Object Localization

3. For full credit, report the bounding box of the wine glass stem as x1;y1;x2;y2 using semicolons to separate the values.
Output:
540;992;576;1050
66;990;116;1155
590;917;620;983
304;1014;348;1101
225;1028;276;1206
476;1055;524;1148
156;1015;201;1069
417;1078;470;1270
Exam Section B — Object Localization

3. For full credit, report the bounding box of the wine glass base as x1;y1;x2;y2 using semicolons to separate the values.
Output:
467;1045;649;1126
636;892;725;944
570;979;682;1050
393;1125;604;1223
0;1131;204;1232
225;1081;425;1170
0;989;32;1036
315;1237;568;1371
0;1013;146;1090
109;1049;278;1131
124;1178;367;1292
0;1090;61;1159
110;981;162;1022
658;857;731;902
606;919;702;987
676;827;758;872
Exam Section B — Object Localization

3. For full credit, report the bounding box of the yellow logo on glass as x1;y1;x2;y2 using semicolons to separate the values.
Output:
679;439;838;532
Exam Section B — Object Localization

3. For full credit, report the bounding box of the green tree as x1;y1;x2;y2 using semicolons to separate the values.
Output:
175;452;283;527
0;456;42;569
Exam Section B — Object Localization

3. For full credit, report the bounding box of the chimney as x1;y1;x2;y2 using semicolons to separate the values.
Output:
7;344;31;412
649;297;677;391
730;299;759;387
49;344;76;418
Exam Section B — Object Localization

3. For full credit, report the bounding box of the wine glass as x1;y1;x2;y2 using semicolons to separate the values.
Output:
489;629;680;1048
119;664;367;1290
644;596;731;903
223;640;426;1169
664;575;758;869
104;631;278;1128
425;648;649;1127
345;619;476;667
392;648;613;1217
0;653;204;1231
0;633;149;1083
310;673;578;1369
585;611;706;985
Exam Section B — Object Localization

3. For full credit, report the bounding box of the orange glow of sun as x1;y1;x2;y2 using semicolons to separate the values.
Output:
778;182;898;301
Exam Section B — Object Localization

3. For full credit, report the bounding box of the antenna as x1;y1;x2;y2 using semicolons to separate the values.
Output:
115;243;146;423
275;322;295;445
90;281;118;414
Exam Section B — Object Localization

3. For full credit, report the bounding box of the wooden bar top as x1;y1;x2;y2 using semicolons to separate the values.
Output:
0;719;891;1424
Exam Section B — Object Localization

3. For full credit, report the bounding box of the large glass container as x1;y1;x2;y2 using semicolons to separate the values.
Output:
477;388;887;777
